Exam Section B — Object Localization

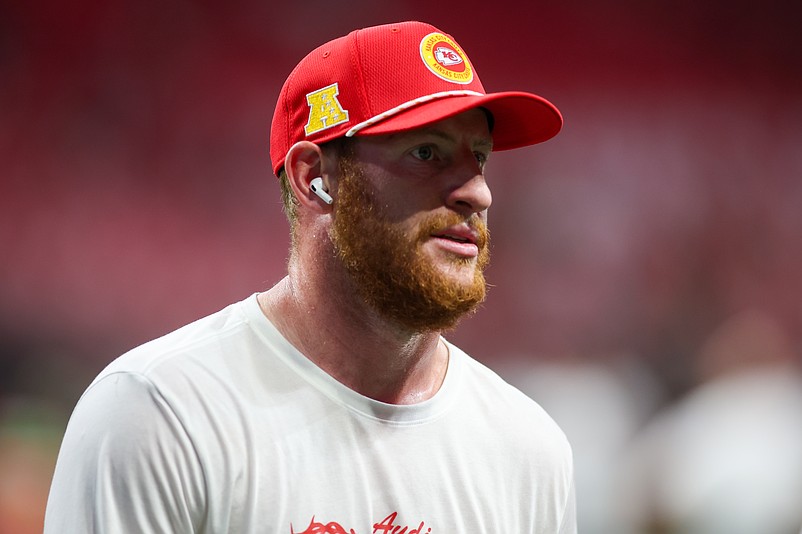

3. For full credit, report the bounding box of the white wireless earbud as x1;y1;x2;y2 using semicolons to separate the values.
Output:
309;177;333;205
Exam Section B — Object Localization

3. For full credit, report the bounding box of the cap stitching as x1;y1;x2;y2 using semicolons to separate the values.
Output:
345;90;483;137
279;63;303;171
350;29;371;121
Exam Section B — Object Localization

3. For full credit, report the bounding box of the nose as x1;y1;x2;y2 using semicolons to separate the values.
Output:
445;162;493;216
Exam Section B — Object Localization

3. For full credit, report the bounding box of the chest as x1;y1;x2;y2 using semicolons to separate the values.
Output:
194;407;555;533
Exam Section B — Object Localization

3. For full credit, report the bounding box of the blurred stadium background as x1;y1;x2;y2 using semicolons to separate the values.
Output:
1;0;801;532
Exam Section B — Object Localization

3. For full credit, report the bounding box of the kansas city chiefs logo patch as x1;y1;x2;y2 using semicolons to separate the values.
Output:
419;32;473;84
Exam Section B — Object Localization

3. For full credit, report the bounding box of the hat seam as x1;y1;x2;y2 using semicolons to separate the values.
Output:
280;63;302;170
276;49;322;173
350;28;372;124
345;90;484;137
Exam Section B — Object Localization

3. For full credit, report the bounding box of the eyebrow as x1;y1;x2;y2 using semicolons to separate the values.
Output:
398;127;494;151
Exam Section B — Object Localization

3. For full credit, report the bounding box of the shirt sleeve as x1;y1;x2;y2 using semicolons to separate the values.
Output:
557;474;578;534
44;371;206;533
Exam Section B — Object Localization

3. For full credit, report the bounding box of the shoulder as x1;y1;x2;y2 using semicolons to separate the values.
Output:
76;295;277;439
456;346;564;424
450;343;573;459
446;344;576;531
100;297;253;378
54;296;274;504
47;363;206;532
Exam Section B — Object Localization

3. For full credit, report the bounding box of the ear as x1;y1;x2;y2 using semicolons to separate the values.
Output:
284;141;335;212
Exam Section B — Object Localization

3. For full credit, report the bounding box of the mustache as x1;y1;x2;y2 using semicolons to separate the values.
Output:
416;212;490;250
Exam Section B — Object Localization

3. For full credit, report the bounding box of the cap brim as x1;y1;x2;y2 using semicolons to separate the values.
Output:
354;91;563;150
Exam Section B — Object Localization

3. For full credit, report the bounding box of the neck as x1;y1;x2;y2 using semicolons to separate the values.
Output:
258;266;449;405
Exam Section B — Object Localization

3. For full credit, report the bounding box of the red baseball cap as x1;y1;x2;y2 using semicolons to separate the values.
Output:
270;21;562;175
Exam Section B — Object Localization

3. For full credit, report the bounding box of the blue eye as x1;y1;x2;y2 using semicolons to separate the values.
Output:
412;145;434;161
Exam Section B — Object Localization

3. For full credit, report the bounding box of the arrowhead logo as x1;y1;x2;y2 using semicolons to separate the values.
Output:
419;32;473;85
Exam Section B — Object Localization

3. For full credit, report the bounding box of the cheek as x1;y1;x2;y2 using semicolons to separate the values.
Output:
375;183;445;226
351;158;445;223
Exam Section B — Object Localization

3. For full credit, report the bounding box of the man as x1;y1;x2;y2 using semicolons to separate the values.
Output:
45;21;576;533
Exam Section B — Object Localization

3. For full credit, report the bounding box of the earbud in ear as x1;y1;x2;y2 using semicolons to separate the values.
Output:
309;177;333;205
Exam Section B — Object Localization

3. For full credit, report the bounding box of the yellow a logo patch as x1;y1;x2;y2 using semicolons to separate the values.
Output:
304;83;349;136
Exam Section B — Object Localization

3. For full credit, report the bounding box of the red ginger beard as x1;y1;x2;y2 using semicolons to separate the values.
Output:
329;153;490;333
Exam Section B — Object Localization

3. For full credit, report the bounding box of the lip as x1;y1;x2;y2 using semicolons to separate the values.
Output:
434;223;479;244
431;225;480;257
